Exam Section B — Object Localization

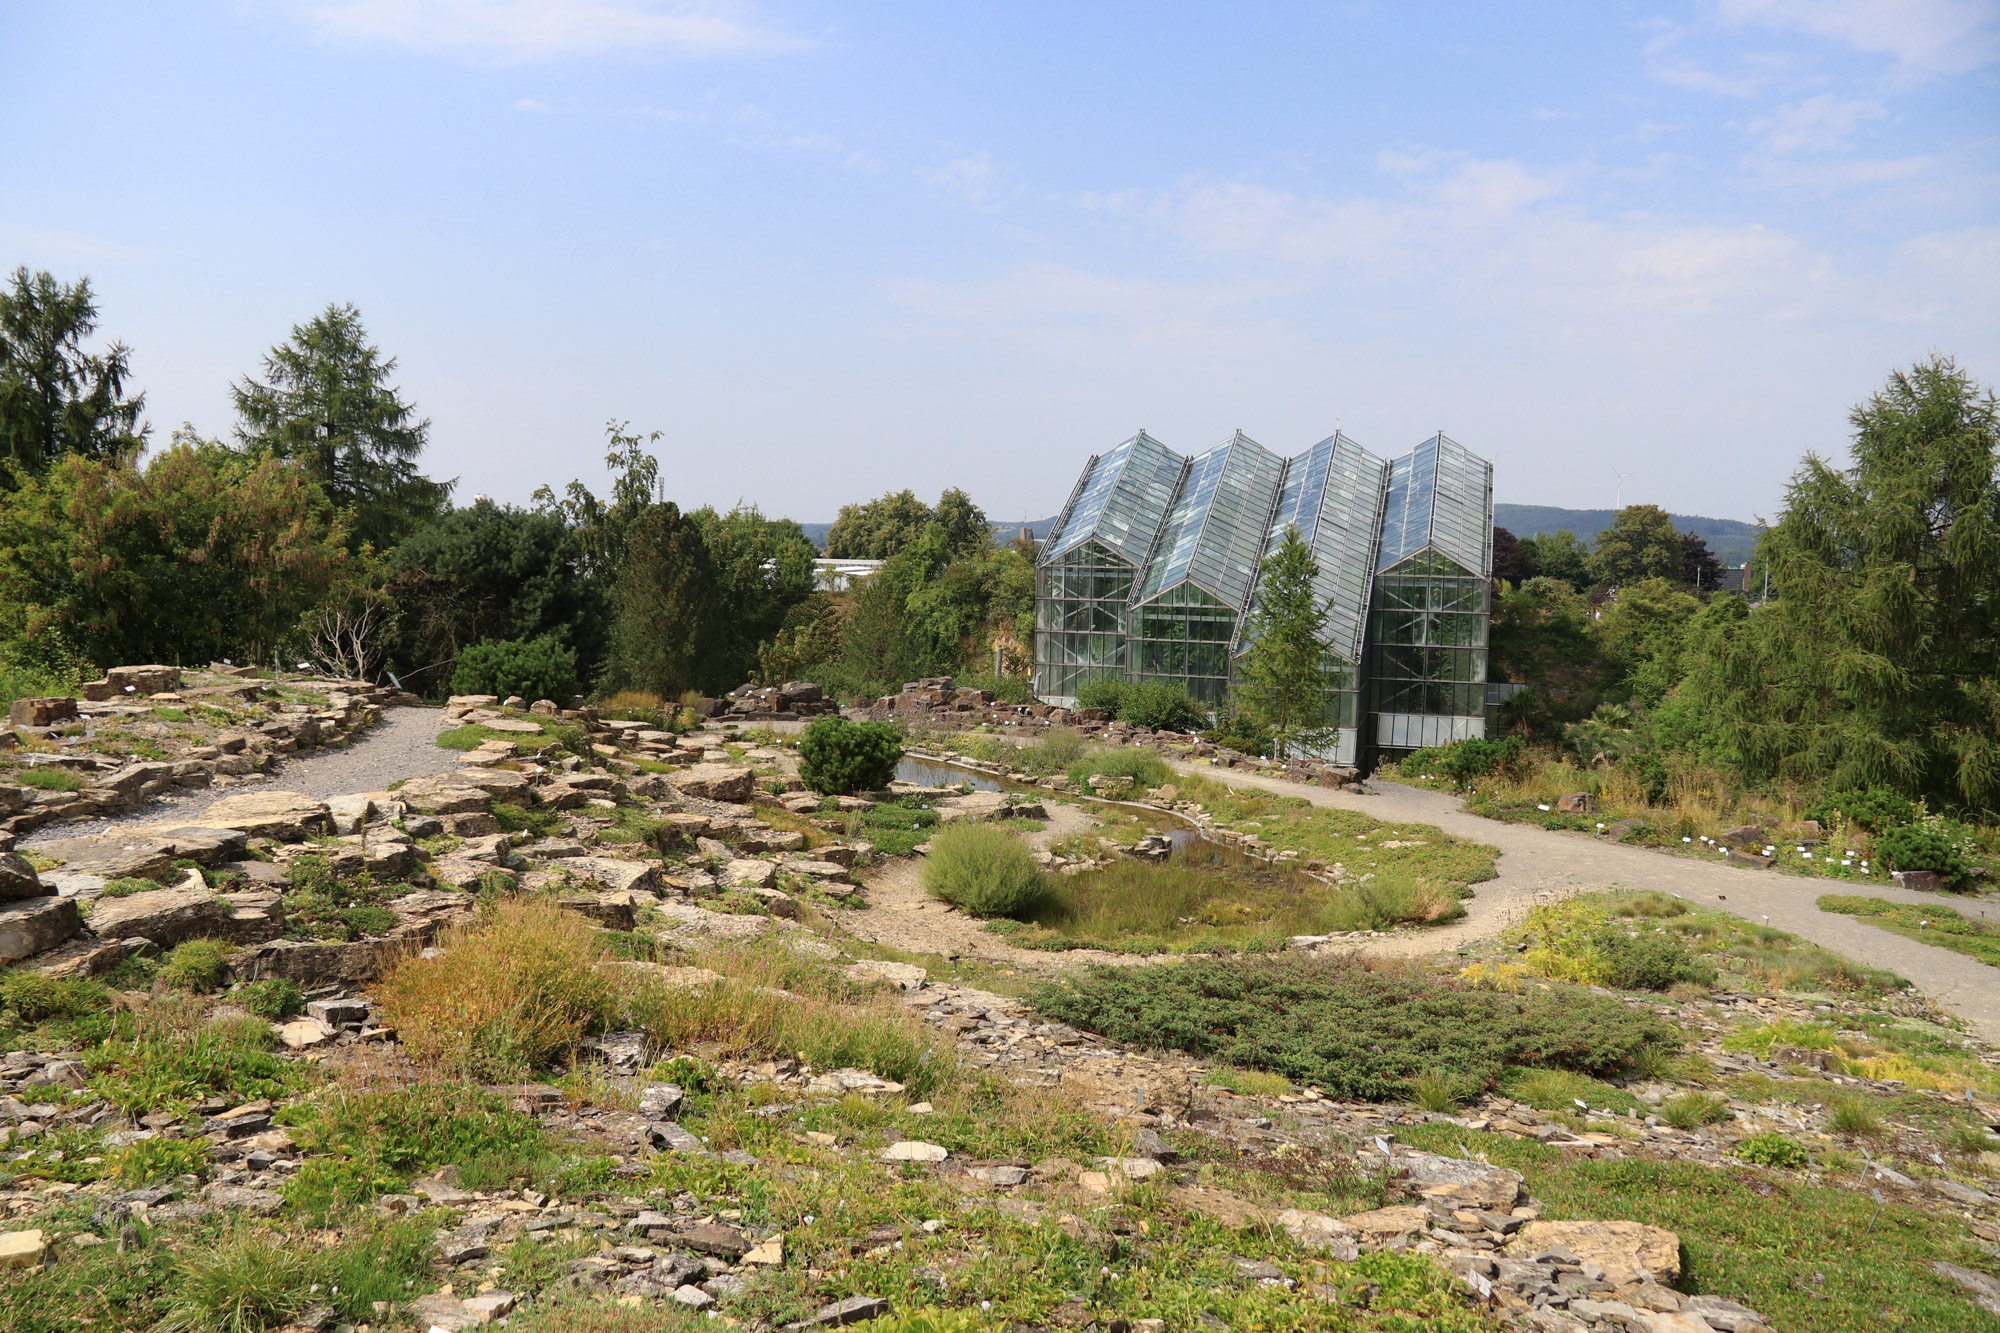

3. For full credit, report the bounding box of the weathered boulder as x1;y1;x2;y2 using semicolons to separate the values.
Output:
235;936;412;985
1336;1204;1431;1243
0;897;80;964
9;697;77;729
394;776;492;816
722;860;777;890
0;852;48;900
108;665;182;695
197;791;334;841
655;902;785;945
1554;792;1597;814
673;764;756;804
448;768;536;803
1275;1208;1359;1260
555;857;659;896
556;895;636;930
1515;1219;1682;1283
1379;1151;1525;1211
88;888;234;949
845;960;927;991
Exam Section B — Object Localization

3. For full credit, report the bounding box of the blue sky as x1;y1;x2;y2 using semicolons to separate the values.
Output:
4;2;1995;527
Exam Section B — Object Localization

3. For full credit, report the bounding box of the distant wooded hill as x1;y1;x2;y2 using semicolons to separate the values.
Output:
1495;504;1764;566
802;505;1763;566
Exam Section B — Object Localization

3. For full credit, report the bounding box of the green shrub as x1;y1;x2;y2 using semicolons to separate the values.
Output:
1825;1091;1885;1138
922;822;1048;918
1322;877;1467;932
1876;820;1971;887
1203;707;1274;757
1011;728;1086;776
1503;1068;1648;1118
450;635;580;704
1804;788;1919;833
1074;677;1131;716
1032;954;1675;1101
15;768;85;792
1736;1132;1810;1168
98;876;158;898
1121;681;1208;732
234;977;305;1020
1597;927;1717;992
159;939;233;993
1409;735;1527;789
0;971;107;1022
797;716;903;795
114;1135;212;1185
281;1083;551;1215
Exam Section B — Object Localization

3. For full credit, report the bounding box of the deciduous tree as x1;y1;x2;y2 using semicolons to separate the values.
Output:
1589;505;1682;587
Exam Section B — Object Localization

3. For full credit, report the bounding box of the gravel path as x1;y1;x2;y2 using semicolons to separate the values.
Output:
22;706;457;844
1171;759;2000;1042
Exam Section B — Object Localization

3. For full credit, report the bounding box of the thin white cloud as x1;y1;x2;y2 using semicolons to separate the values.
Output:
1747;94;1887;153
300;1;805;61
1717;0;2000;74
928;151;1005;205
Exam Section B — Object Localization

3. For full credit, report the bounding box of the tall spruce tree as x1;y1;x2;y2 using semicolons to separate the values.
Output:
232;302;451;548
1694;356;2000;810
1236;528;1341;759
0;267;147;477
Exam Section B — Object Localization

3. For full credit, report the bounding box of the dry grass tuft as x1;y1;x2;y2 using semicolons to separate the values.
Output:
375;898;621;1080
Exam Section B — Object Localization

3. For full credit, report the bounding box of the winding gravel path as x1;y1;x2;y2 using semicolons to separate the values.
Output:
1171;760;2000;1042
22;706;457;844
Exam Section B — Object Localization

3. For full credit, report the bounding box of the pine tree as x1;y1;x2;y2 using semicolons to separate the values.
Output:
1236;528;1341;759
232;302;451;549
1694;356;2000;810
0;267;147;477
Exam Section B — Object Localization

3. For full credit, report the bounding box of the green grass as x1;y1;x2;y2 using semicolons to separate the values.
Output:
1820;894;2000;969
1501;1067;1648;1118
922;822;1048;917
12;767;85;792
89;1015;298;1114
436;718;582;752
1394;1119;1996;1333
856;796;940;857
494;799;566;838
1006;854;1465;954
158;939;232;993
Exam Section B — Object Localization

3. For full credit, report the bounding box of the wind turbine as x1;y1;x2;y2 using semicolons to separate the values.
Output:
1610;467;1635;512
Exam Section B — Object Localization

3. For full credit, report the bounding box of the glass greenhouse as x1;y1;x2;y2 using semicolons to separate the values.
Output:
1033;427;1494;766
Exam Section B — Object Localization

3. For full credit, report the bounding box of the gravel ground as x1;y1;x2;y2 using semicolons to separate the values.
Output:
21;705;457;845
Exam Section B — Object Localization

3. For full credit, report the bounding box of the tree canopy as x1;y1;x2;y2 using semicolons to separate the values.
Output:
0;268;147;478
825;487;992;560
1695;356;2000;811
232;302;452;549
1589;504;1683;587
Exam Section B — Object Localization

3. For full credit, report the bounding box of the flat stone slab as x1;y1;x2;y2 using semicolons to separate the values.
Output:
196;791;333;840
1514;1219;1681;1283
30;835;175;882
88;888;232;948
673;764;756;803
560;856;661;896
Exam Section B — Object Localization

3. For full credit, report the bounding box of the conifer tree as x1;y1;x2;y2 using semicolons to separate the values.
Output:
1236;528;1341;759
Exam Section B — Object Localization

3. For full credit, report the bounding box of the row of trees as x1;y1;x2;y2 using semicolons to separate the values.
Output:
0;267;1031;704
1492;506;1726;593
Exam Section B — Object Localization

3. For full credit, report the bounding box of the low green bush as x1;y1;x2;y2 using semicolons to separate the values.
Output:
1736;1132;1810;1168
798;717;903;795
922;822;1048;918
1804;788;1919;833
158;939;233;993
1031;954;1675;1100
114;1136;212;1185
281;1082;551;1215
0;971;107;1023
1074;678;1206;731
97;876;158;898
1400;735;1526;789
450;634;580;704
1876;820;1972;887
234;977;305;1020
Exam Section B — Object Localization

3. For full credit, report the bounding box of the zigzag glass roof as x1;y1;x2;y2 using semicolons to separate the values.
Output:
1263;431;1389;662
1376;433;1493;577
1040;431;1186;567
1135;432;1286;611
